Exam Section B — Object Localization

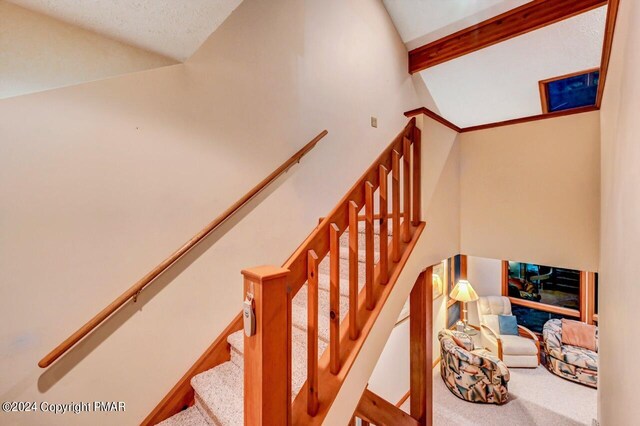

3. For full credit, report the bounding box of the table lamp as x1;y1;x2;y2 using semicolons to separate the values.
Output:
449;279;479;332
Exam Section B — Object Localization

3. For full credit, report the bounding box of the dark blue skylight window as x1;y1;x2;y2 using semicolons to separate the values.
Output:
545;70;599;112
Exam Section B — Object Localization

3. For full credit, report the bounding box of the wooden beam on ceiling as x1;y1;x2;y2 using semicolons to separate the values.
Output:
408;0;608;74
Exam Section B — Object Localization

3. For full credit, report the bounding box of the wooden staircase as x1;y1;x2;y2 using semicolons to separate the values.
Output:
146;118;425;425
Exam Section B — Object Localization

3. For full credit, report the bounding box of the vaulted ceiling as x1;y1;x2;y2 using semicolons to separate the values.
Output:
7;0;244;61
384;0;608;127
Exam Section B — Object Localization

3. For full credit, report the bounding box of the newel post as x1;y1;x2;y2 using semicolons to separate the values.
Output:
242;266;291;425
410;268;433;425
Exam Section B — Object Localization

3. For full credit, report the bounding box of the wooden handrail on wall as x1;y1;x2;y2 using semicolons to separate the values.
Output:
38;130;328;369
243;118;426;425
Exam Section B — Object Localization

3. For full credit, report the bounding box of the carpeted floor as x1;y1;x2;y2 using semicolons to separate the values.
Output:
402;365;597;425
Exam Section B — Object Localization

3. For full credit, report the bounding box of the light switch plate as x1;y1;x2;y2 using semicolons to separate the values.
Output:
371;117;378;128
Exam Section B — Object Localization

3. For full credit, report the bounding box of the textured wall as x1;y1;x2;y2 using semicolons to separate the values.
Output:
0;1;176;99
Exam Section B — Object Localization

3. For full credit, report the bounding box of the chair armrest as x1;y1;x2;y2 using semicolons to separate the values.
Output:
481;324;501;340
517;325;539;342
481;325;503;360
518;325;540;365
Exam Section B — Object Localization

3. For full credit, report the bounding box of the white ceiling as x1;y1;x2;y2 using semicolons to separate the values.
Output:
419;6;606;127
383;0;530;50
383;1;607;127
7;0;244;61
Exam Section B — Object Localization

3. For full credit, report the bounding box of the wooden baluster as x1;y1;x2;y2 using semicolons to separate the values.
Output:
242;266;291;426
379;165;389;284
329;223;340;374
392;150;401;262
402;137;411;243
348;201;360;340
412;126;421;226
307;250;319;416
365;182;375;310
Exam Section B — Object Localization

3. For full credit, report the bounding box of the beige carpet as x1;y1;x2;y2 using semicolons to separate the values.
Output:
402;365;597;426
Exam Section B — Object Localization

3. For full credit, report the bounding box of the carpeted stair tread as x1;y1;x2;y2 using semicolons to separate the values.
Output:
156;406;209;426
191;361;243;426
317;272;361;296
225;327;327;397
319;253;367;282
357;219;394;235
340;231;383;253
338;246;380;263
291;283;350;343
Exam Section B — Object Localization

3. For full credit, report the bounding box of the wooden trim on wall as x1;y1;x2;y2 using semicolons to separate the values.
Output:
460;106;599;132
459;255;467;280
586;271;597;324
539;81;550;114
596;0;621;107
509;297;581;318
408;0;607;73
404;107;461;132
501;261;509;297
404;105;599;134
580;271;588;322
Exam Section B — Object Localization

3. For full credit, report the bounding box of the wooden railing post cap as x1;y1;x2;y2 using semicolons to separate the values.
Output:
241;265;290;282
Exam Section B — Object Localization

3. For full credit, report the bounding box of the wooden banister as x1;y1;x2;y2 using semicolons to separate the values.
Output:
355;389;419;426
38;130;328;368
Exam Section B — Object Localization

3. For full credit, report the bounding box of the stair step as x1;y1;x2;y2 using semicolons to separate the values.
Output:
357;219;394;236
338;246;380;263
156;406;209;426
319;252;367;282
191;362;243;426
340;230;383;253
292;283;351;343
225;327;327;398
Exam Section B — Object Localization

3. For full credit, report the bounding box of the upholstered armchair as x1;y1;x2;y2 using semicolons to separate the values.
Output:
477;296;540;368
438;329;510;404
543;319;598;388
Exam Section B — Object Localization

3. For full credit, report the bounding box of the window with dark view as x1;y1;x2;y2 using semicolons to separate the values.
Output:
507;262;580;310
545;70;599;112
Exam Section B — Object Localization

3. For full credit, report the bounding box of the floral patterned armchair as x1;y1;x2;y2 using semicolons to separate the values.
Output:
542;319;598;388
439;329;510;404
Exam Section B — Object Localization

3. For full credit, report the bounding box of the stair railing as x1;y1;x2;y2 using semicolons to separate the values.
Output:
242;118;423;425
38;130;328;369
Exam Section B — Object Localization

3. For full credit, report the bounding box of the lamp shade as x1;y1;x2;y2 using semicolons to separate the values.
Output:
449;280;479;302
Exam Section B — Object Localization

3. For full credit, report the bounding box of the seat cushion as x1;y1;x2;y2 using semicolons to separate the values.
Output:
501;335;538;356
555;344;598;371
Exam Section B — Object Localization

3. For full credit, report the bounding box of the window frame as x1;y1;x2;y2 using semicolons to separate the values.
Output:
446;255;467;327
501;260;597;321
538;67;600;114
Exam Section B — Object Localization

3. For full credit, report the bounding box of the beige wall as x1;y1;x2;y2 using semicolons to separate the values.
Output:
0;1;176;99
460;112;601;272
0;0;422;424
598;0;640;424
